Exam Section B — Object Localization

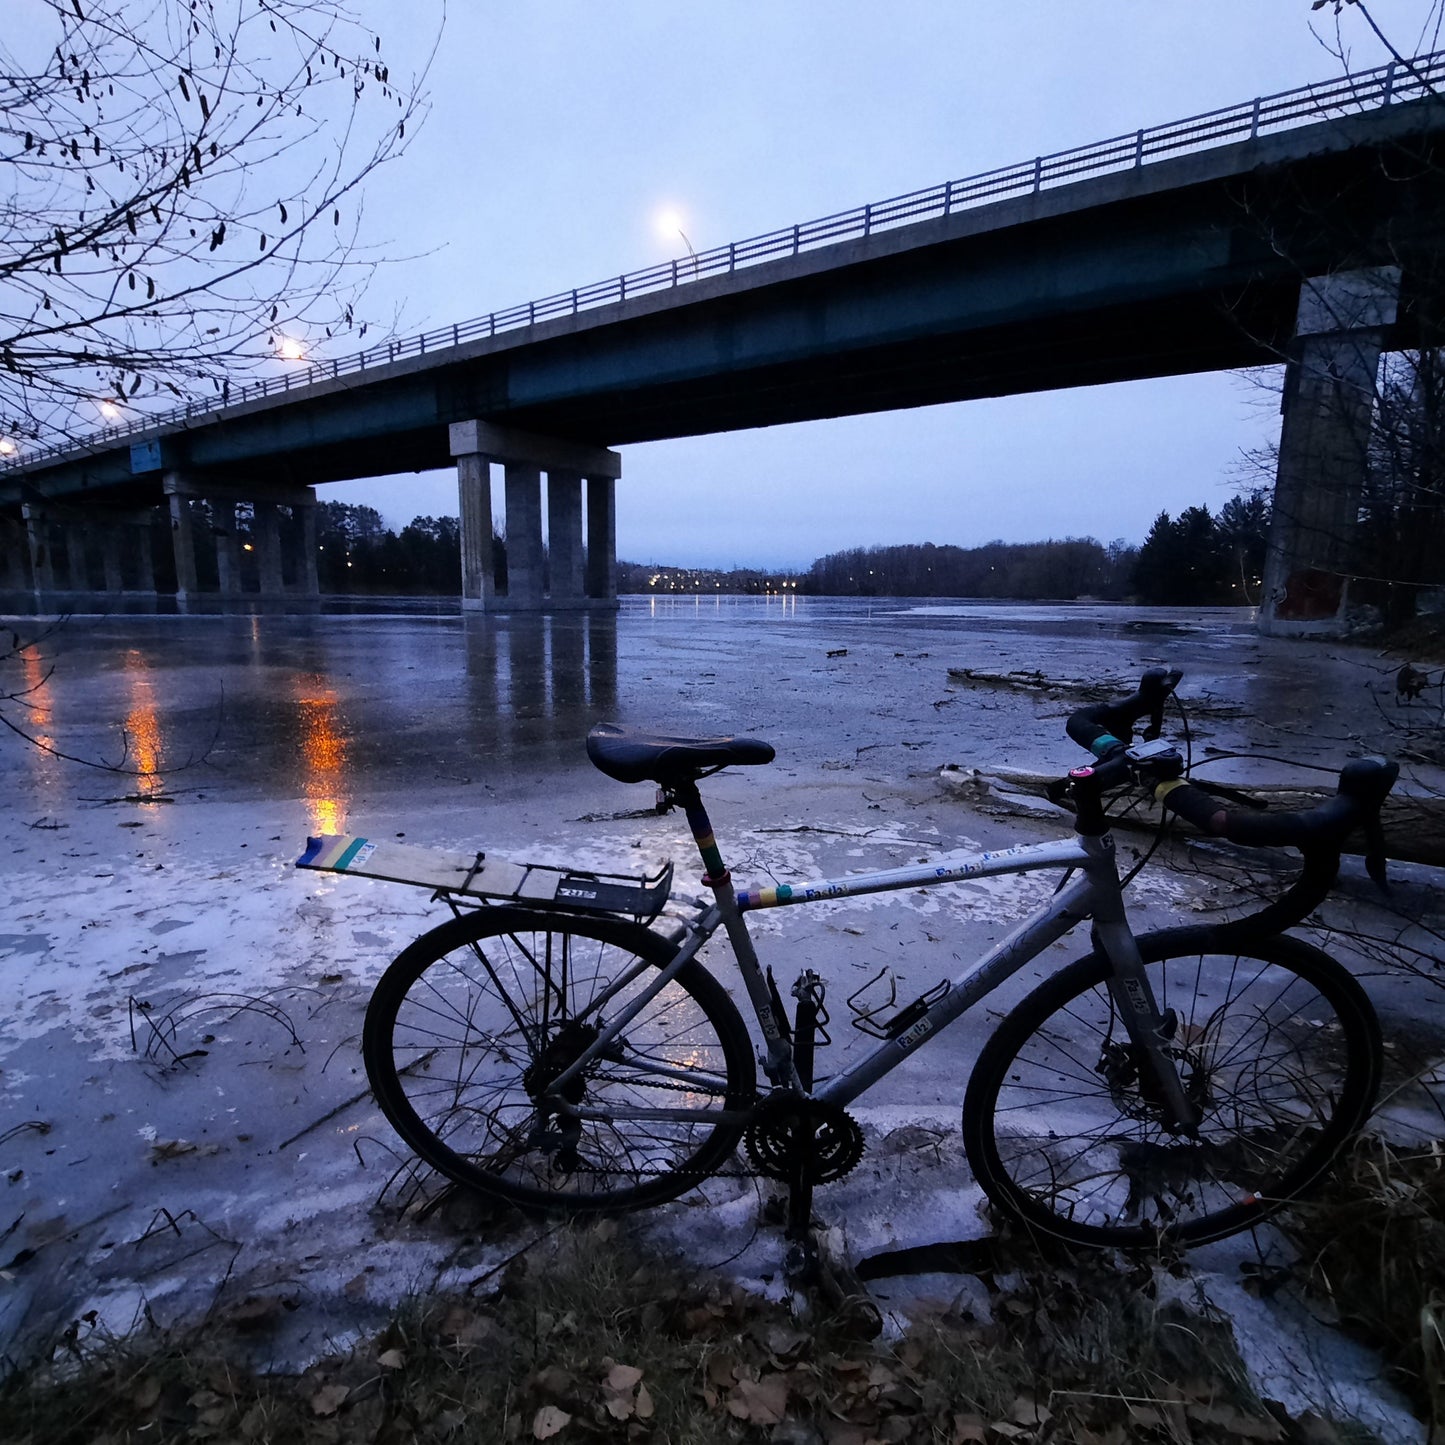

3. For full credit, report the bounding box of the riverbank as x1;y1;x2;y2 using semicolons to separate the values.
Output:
1;599;1439;1438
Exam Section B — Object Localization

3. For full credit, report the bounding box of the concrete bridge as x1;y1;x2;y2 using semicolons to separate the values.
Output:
3;52;1443;628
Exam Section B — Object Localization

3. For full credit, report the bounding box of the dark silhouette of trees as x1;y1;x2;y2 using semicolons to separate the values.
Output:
1;0;432;446
310;502;504;595
804;538;1137;599
1133;492;1272;605
1357;348;1445;626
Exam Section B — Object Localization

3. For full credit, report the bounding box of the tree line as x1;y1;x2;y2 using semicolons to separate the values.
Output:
320;490;1273;604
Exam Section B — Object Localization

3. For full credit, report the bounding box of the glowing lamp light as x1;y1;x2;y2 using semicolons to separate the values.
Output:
0;438;17;457
99;400;121;420
277;335;307;361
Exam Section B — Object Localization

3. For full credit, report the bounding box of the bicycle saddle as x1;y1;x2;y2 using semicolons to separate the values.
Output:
587;722;775;784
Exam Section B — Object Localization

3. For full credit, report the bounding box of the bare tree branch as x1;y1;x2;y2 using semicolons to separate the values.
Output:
0;0;436;444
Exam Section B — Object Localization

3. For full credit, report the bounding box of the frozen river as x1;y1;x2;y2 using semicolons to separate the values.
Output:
0;596;1435;1438
0;594;1393;823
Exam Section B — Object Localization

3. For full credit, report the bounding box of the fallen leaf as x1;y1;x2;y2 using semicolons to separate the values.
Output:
726;1374;789;1425
634;1384;654;1420
1009;1398;1051;1427
951;1415;987;1444
310;1383;349;1417
606;1363;644;1392
533;1365;573;1396
132;1377;161;1410
706;1355;740;1388
376;1348;405;1370
533;1404;571;1439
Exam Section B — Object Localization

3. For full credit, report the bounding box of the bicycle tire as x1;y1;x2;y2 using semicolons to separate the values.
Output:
962;927;1381;1248
363;906;757;1214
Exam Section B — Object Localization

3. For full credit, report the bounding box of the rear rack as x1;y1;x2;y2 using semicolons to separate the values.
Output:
297;834;674;926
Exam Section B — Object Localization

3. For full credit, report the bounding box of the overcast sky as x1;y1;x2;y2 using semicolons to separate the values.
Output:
226;4;1445;565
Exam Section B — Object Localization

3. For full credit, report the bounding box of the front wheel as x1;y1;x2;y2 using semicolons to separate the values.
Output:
363;907;757;1214
963;928;1381;1248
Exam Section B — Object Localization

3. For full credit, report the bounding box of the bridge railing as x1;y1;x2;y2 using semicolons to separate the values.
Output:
7;49;1443;473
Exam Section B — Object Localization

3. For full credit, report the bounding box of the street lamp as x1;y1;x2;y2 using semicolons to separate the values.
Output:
655;207;699;280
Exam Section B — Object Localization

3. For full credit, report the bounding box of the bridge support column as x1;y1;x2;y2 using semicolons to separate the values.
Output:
296;502;320;597
213;501;243;597
548;470;585;607
456;451;495;611
1259;267;1400;637
586;477;618;607
0;516;30;591
255;501;285;596
135;518;156;594
99;524;124;593
164;475;201;602
23;505;55;594
62;524;89;591
504;464;545;609
449;421;621;612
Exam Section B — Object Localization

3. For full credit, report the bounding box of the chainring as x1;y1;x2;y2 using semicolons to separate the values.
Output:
744;1094;865;1185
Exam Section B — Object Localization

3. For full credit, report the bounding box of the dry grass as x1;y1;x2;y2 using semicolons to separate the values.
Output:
1282;1133;1445;1436
0;1225;1381;1444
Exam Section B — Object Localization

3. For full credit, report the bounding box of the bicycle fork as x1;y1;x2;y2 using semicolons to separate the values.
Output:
1088;860;1203;1134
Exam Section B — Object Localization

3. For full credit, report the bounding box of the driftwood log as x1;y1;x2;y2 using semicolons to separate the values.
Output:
939;762;1445;869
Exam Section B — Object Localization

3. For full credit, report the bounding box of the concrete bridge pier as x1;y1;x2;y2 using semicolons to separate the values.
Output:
1259;267;1400;637
212;501;244;599
0;515;31;591
98;524;124;594
449;421;622;612
23;505;56;593
163;473;320;605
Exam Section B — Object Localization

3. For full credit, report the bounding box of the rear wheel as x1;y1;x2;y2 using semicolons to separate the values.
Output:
363;907;756;1214
963;928;1381;1247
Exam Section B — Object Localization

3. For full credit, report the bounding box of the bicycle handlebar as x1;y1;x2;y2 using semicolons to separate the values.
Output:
1065;669;1398;872
1066;667;1183;754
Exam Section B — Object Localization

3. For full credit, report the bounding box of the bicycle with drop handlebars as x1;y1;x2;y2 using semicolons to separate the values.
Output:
358;667;1399;1254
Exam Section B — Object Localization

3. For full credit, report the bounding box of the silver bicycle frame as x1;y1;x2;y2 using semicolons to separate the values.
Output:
547;825;1199;1127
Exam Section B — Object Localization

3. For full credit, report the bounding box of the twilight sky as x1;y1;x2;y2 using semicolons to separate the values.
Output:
101;4;1445;565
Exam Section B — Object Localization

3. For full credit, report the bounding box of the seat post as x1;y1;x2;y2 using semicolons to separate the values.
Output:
673;779;730;887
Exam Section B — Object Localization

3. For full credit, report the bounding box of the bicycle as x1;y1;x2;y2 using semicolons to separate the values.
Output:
301;667;1400;1253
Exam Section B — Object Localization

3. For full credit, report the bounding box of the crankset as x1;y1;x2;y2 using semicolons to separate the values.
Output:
744;1094;865;1186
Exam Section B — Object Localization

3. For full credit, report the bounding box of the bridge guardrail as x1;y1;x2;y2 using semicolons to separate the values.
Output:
6;49;1442;473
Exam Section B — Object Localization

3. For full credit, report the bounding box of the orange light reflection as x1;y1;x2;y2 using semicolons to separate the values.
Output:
296;679;349;834
123;651;165;796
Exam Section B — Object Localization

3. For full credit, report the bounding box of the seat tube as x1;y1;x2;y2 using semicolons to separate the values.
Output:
675;781;797;1083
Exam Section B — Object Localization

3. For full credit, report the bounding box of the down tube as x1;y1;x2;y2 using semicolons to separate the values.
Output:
814;870;1098;1108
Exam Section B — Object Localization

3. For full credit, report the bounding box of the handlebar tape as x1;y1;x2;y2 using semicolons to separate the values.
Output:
1066;667;1183;756
1155;756;1399;850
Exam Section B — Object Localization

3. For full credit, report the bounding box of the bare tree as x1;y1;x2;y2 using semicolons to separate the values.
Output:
0;0;433;447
